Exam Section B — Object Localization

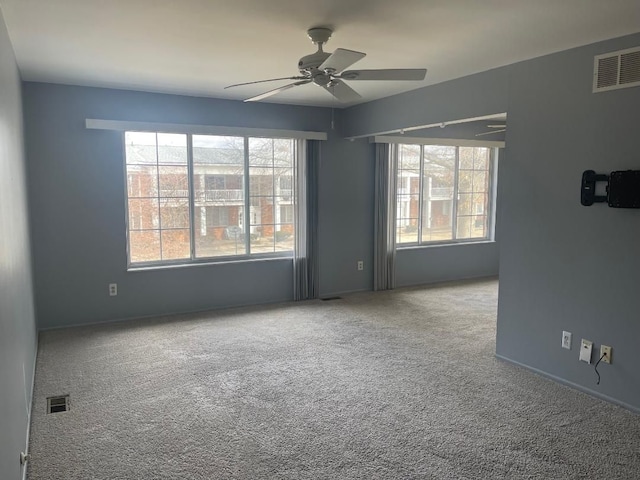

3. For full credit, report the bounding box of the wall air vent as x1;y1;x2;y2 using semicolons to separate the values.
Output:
593;47;640;93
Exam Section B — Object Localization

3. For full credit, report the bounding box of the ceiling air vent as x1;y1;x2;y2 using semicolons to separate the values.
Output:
593;47;640;93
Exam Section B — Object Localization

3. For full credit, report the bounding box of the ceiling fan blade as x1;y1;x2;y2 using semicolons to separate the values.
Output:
319;48;366;73
487;124;507;128
225;76;308;89
475;129;506;137
340;68;427;81
323;80;362;103
244;79;311;102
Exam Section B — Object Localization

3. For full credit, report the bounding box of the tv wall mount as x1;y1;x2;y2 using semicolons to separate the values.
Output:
581;170;640;208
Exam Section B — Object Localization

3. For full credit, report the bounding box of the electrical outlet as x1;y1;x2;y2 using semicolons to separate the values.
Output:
109;283;117;296
579;339;593;363
562;331;572;349
600;345;612;364
357;260;364;271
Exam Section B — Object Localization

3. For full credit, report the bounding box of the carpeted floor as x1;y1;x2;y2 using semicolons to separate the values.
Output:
27;278;640;479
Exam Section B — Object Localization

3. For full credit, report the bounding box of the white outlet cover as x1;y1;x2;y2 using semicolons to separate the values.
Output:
579;339;593;364
562;331;572;349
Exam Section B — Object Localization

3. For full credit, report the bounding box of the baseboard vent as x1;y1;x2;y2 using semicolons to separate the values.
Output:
593;46;640;93
321;296;342;301
47;395;69;414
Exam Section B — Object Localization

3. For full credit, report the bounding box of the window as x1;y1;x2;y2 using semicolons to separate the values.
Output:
396;144;495;246
125;132;296;266
280;205;294;224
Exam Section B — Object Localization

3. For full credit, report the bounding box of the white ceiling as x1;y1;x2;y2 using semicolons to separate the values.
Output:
2;0;640;108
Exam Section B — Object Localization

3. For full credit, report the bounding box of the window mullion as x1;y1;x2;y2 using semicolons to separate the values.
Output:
187;134;196;260
243;137;251;254
417;145;424;245
272;141;276;251
452;147;460;240
155;133;163;260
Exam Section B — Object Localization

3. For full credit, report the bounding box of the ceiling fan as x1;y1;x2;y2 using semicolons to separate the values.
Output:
475;124;507;137
225;27;427;103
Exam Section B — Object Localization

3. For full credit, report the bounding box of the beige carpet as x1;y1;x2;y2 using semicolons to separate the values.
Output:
27;278;640;479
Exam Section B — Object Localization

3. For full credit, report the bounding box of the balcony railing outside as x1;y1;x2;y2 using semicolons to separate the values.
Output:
429;187;454;199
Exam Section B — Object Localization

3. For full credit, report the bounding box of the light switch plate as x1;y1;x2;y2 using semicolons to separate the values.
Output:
579;339;593;364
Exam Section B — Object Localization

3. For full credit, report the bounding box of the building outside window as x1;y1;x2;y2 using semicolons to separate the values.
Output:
124;132;296;266
396;143;496;246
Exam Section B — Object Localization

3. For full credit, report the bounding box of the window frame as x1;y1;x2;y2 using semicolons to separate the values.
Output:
395;144;498;249
123;131;297;269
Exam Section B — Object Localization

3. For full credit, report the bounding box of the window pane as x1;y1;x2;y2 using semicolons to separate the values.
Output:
457;193;473;216
129;230;161;263
273;139;294;167
160;198;190;229
249;138;274;166
456;216;472;239
193;135;244;166
128;198;159;230
194;205;246;258
473;192;488;215
421;199;453;242
458;170;473;193
280;205;294;224
473;171;488;192
196;229;247;257
473;148;490;170
423;146;456;241
250;168;274;197
161;229;191;260
396;220;418;244
424;146;456;173
192;135;245;259
398;144;420;171
274;224;294;252
125;132;157;165
159;166;189;197
250;225;275;254
126;165;157;198
459;147;474;169
471;215;487;238
157;133;187;165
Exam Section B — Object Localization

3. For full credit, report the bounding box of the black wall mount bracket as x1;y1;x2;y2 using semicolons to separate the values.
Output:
581;170;608;206
581;170;640;208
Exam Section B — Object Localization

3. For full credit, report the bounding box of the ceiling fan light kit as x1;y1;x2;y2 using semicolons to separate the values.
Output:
225;27;427;103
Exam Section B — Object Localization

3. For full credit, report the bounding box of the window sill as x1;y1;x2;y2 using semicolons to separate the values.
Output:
127;253;293;272
397;240;496;251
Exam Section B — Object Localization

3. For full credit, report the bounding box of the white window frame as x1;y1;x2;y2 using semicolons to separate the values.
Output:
122;132;298;268
394;143;499;248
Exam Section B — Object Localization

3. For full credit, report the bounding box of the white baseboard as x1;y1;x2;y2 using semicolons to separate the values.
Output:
495;354;640;415
22;331;38;480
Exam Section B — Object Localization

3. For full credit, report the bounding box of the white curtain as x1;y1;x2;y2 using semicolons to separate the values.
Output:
293;140;319;300
374;143;398;291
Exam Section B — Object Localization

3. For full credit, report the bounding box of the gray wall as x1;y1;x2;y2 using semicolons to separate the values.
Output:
344;72;506;288
318;137;375;296
341;67;510;138
23;83;376;328
0;11;38;480
396;242;498;288
395;123;503;287
342;31;640;411
496;33;640;411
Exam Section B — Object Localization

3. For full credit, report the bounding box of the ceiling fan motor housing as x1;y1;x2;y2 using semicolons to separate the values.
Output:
298;51;331;74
